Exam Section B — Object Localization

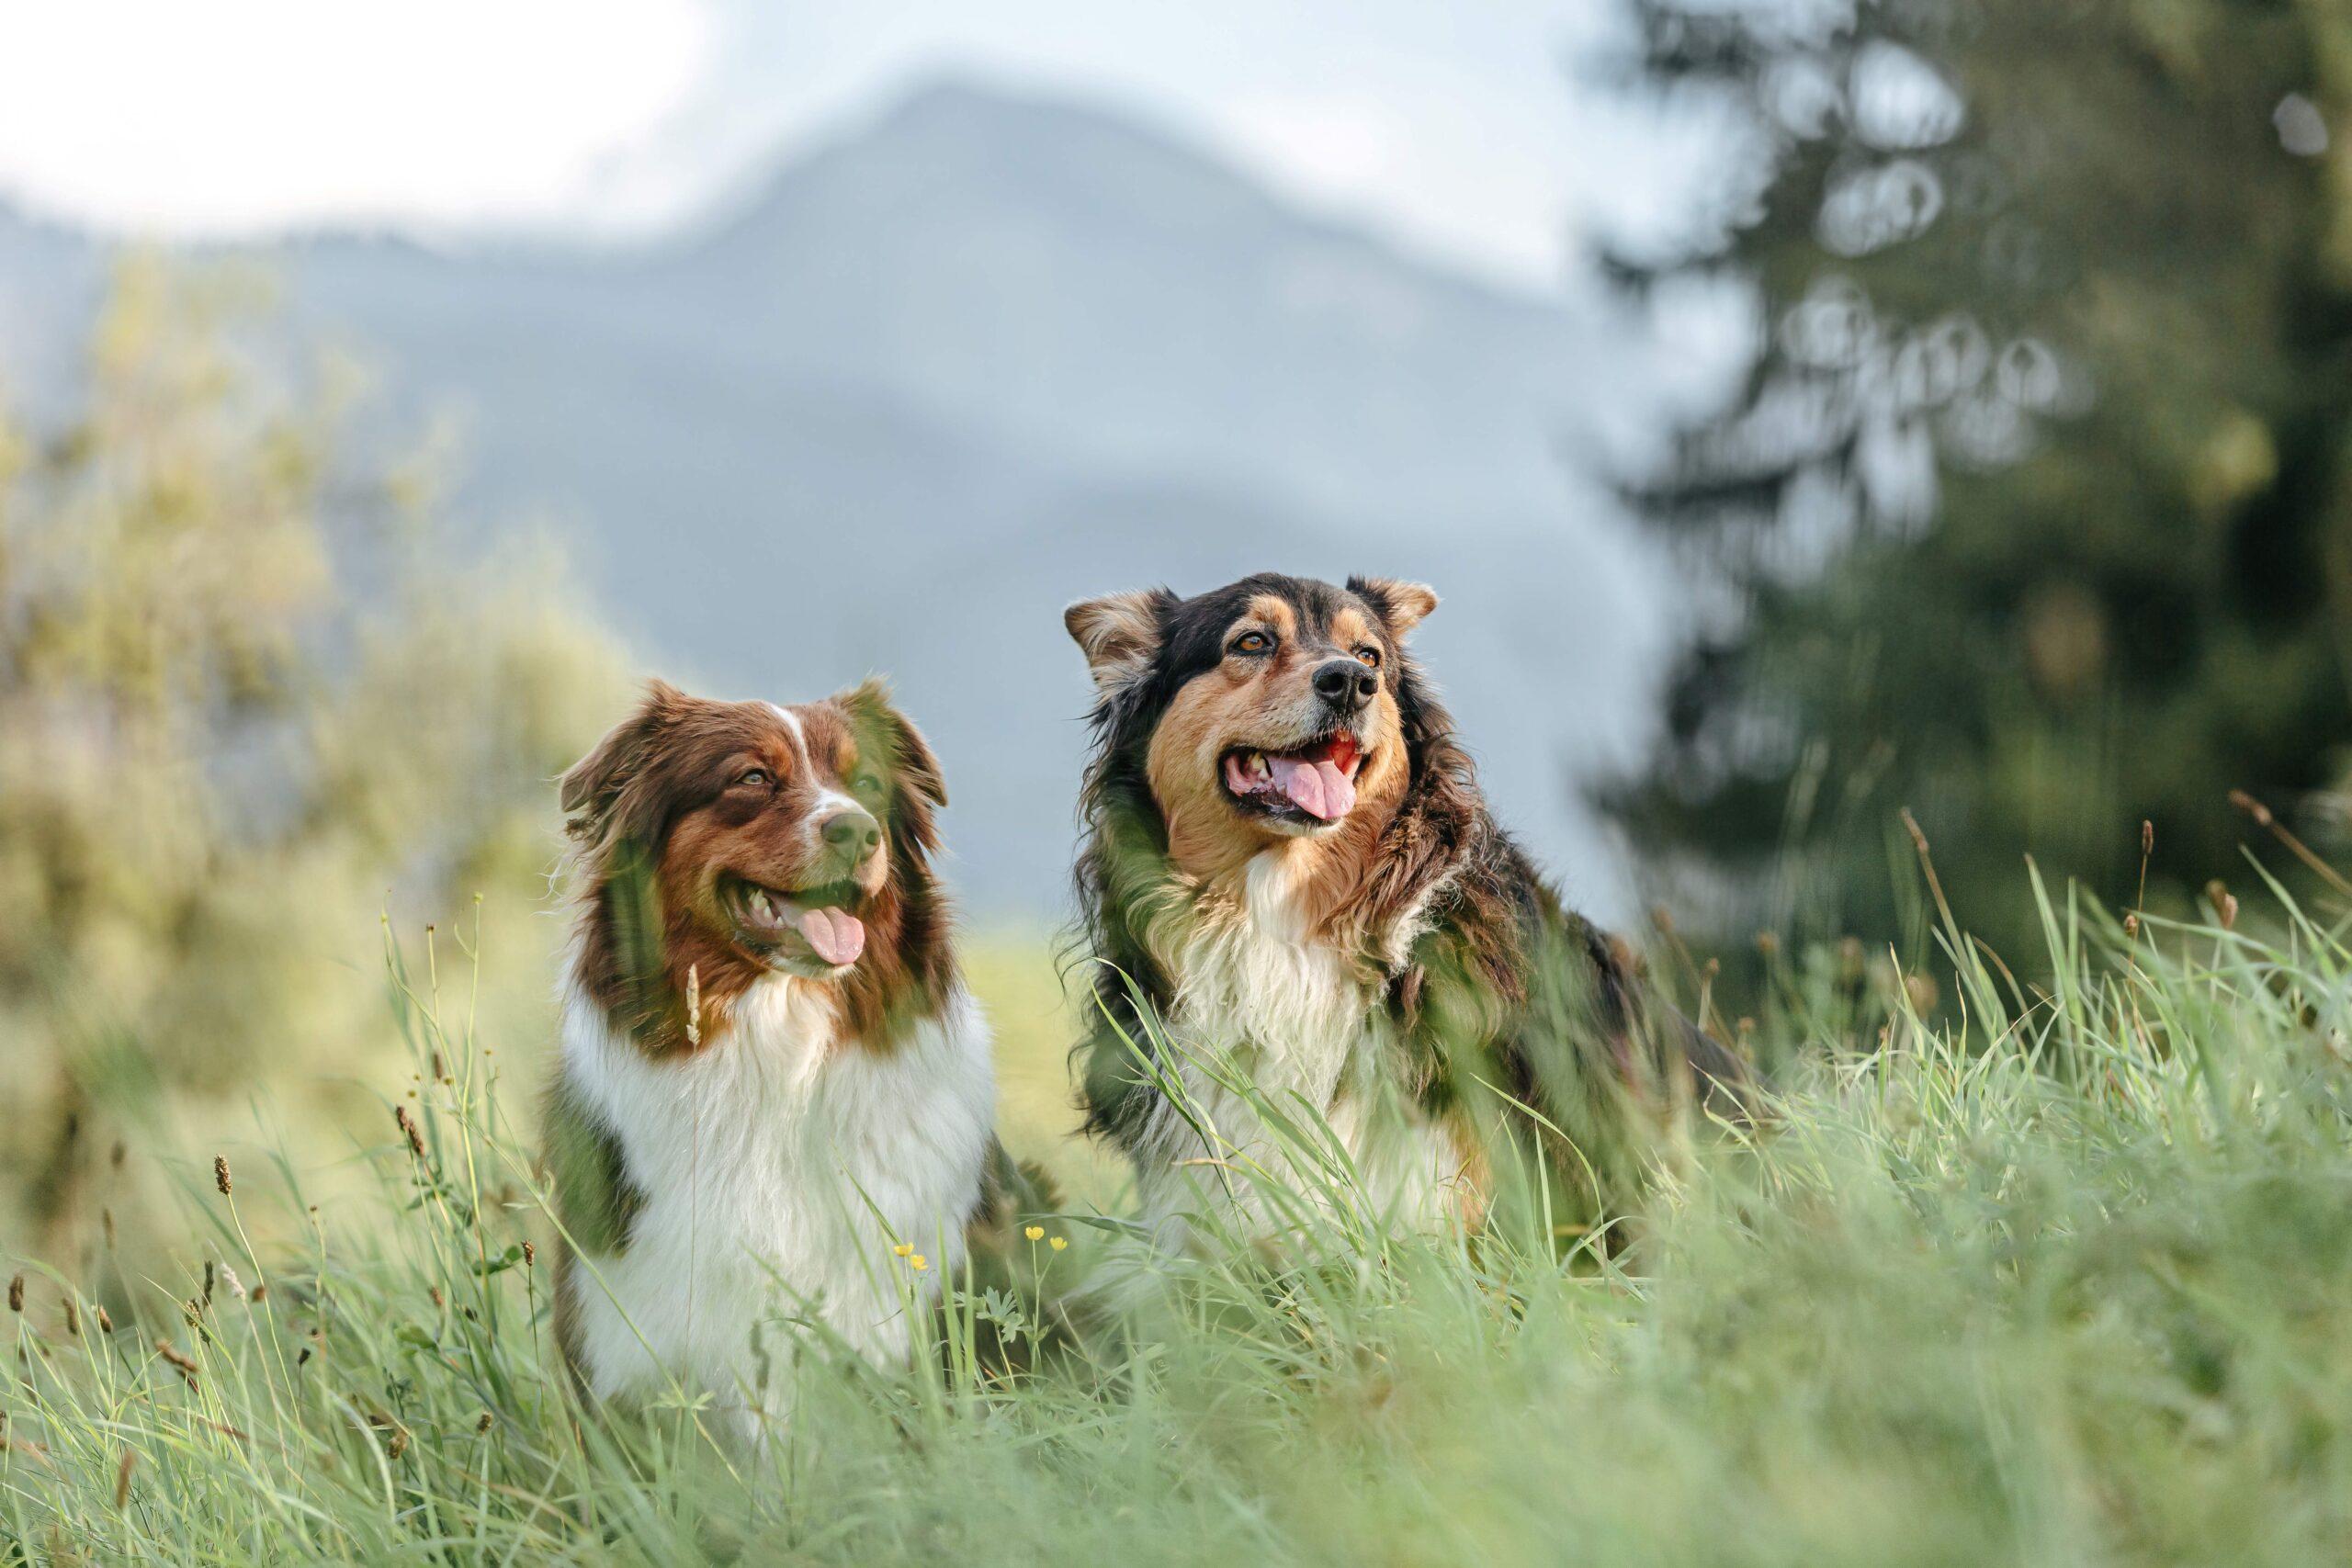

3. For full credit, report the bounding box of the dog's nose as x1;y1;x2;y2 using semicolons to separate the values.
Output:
820;808;882;859
1312;658;1377;712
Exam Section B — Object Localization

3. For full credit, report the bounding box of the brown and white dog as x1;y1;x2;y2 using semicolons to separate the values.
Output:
1065;573;1741;1245
542;679;993;1440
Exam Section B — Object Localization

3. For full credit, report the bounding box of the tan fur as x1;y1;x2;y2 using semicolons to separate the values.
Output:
1355;578;1438;633
1072;573;1744;1249
1142;600;1410;933
1065;591;1171;694
1327;604;1379;650
1243;594;1298;639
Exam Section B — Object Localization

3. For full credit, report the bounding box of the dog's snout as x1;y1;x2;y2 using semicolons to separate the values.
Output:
1312;658;1377;712
820;808;882;860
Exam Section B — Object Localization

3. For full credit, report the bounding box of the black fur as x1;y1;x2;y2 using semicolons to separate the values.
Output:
1069;573;1744;1221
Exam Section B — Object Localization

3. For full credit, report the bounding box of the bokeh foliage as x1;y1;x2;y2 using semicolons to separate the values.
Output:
1604;0;2352;962
0;258;625;1262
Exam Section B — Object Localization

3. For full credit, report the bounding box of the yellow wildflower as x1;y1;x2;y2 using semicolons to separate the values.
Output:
1023;1224;1045;1241
910;1255;929;1272
892;1243;913;1258
1048;1236;1069;1252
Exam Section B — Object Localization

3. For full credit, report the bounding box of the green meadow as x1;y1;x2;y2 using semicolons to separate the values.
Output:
6;864;2352;1567
6;0;2350;1550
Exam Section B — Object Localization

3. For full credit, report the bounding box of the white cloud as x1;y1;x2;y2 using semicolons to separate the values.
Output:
0;0;719;239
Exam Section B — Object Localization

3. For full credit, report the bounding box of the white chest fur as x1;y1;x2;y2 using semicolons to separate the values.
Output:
557;974;993;1427
1136;849;1465;1237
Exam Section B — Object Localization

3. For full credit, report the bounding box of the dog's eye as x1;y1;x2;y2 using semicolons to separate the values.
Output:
736;768;773;790
1231;630;1273;656
1354;646;1382;670
852;773;883;795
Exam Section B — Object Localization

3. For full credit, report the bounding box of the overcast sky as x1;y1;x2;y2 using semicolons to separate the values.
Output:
0;0;1721;292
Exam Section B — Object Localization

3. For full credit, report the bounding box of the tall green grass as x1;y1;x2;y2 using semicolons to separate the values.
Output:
6;870;2352;1565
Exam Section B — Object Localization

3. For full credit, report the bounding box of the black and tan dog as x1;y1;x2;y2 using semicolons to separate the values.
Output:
1064;572;1741;1242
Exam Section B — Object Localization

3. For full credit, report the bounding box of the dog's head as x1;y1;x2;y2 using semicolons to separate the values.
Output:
561;679;948;1030
1065;574;1437;874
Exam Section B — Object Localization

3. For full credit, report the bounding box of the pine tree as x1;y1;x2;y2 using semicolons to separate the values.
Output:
1603;0;2352;962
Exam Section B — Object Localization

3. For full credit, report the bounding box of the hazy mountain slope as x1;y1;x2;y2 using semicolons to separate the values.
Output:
0;78;1671;917
659;82;1595;529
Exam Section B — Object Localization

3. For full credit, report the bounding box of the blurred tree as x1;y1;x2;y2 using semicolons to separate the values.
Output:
1601;0;2352;964
0;259;625;1263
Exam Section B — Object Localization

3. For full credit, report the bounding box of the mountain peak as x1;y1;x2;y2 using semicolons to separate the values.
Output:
648;67;1588;536
864;74;1160;141
693;72;1287;262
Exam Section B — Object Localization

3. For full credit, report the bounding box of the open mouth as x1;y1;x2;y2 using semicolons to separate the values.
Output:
1220;732;1364;825
720;875;868;968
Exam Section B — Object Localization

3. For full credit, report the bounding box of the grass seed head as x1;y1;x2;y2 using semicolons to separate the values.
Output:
213;1156;232;1196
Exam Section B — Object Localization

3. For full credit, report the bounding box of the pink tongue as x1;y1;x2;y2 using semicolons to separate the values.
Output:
795;906;865;966
1268;756;1356;821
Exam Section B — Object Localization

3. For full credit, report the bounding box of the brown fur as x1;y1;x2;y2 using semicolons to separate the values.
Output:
1138;593;1412;931
1067;572;1747;1214
560;678;954;1057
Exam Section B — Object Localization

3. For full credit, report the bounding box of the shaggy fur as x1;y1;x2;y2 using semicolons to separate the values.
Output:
543;678;998;1441
1064;573;1743;1241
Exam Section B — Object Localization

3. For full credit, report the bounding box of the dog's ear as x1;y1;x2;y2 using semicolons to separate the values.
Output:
560;680;685;847
1349;577;1439;638
1064;590;1172;694
838;677;948;853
